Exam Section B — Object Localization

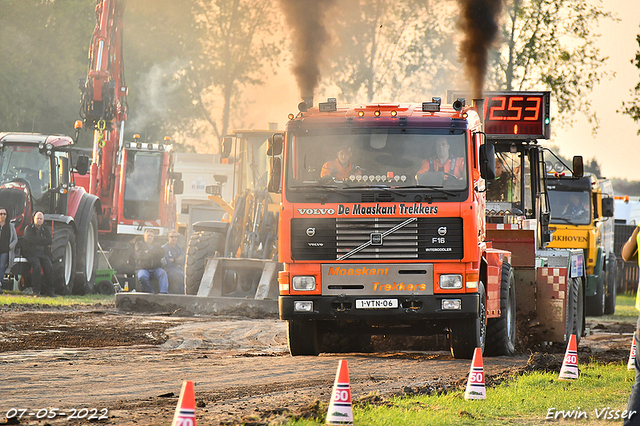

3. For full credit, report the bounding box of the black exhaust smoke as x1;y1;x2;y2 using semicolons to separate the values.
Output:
457;0;503;99
277;0;336;103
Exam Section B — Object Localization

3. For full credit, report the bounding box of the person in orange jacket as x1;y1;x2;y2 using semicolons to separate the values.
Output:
321;146;359;181
416;138;464;179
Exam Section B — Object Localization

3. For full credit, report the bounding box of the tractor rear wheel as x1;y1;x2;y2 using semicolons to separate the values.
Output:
73;208;98;295
52;225;77;295
185;230;225;295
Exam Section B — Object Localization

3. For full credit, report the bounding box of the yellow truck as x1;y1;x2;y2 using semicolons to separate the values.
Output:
547;172;616;316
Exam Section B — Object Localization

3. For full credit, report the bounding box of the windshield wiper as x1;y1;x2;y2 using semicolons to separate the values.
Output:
339;184;407;198
396;185;457;197
289;184;338;190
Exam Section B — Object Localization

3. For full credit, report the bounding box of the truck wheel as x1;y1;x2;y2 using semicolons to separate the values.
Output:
450;282;487;359
585;274;605;317
52;225;77;295
185;230;225;295
604;255;617;315
73;208;98;295
287;320;320;356
486;263;516;356
565;277;584;345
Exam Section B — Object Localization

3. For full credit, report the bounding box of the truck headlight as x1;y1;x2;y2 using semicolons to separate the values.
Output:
440;274;463;289
292;276;316;291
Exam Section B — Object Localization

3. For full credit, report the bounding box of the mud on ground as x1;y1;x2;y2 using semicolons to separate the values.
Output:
0;303;635;425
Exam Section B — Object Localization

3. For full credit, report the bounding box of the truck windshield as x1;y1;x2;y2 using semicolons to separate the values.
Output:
286;129;468;195
0;145;51;204
549;190;591;225
123;151;163;220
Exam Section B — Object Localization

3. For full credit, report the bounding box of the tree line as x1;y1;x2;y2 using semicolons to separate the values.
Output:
2;0;635;160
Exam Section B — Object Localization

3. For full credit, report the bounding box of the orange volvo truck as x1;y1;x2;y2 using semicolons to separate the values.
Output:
269;92;585;359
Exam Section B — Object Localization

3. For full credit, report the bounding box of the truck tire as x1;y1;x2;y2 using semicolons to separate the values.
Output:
450;282;487;359
52;225;77;295
73;207;98;295
604;255;617;315
185;230;225;295
565;277;584;345
585;274;605;317
288;320;320;356
486;262;516;356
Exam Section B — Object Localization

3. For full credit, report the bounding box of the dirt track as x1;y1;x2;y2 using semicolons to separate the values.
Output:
0;303;634;425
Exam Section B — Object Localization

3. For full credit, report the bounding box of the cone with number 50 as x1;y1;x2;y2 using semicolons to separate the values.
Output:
464;347;486;400
326;360;353;425
558;334;579;381
172;380;196;426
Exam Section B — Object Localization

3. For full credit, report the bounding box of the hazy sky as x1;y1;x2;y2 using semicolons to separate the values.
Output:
244;0;640;181
553;0;640;181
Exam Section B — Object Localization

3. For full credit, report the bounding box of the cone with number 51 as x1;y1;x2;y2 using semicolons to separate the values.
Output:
326;360;353;425
558;334;579;380
464;347;486;400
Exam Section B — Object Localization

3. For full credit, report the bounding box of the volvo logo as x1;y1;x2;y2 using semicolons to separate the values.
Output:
306;227;316;237
437;226;447;236
370;232;383;245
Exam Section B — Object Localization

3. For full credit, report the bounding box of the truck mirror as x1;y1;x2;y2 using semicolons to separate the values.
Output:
174;180;184;195
214;174;228;184
268;157;282;193
479;144;496;180
76;155;89;175
601;197;614;218
221;137;233;158
267;134;284;156
572;155;584;178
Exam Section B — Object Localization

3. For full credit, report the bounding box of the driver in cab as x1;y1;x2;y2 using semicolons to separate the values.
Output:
416;138;464;179
321;146;359;181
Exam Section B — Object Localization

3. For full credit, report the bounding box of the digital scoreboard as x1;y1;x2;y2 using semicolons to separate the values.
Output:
447;90;551;140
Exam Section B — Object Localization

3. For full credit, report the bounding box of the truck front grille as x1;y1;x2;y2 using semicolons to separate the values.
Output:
291;217;463;260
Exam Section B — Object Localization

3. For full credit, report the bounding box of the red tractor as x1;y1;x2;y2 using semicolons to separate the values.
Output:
0;133;100;294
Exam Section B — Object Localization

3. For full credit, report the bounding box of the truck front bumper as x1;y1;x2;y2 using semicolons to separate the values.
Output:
279;293;479;321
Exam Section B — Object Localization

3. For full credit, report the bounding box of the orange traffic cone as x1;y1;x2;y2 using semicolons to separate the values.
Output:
558;334;579;380
464;347;486;400
326;360;354;425
628;336;637;371
171;380;196;426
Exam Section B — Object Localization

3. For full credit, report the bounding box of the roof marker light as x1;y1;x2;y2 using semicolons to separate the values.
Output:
357;110;365;117
390;110;397;117
374;110;381;117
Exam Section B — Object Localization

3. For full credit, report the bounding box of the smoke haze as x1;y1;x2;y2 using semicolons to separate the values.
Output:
457;0;503;99
277;0;336;101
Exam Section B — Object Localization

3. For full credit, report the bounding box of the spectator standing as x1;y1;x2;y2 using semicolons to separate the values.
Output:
23;211;55;297
134;229;169;294
162;231;185;294
622;225;640;425
0;207;18;292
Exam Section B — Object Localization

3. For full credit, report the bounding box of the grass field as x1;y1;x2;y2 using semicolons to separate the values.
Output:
0;291;115;306
288;363;635;425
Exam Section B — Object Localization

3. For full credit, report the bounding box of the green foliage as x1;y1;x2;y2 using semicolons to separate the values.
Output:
620;32;640;134
489;0;614;131
320;0;457;103
612;178;640;197
0;0;94;135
